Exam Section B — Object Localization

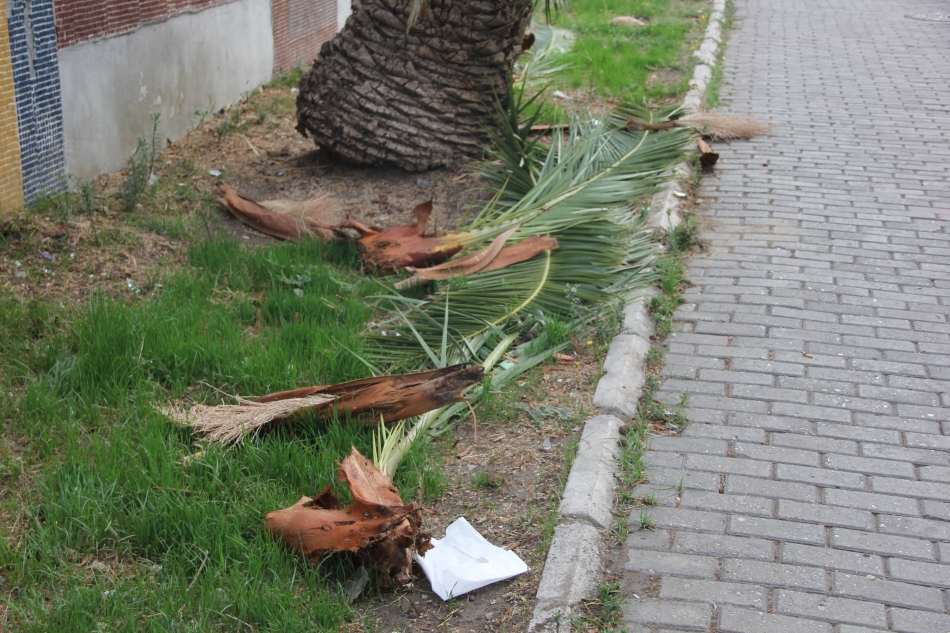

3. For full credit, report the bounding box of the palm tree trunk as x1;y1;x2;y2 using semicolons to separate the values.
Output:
295;0;532;171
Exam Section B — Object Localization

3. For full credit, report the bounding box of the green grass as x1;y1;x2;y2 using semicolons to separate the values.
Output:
0;235;448;632
550;0;710;103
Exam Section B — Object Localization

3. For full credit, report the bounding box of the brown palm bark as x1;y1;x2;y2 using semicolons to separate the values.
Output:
295;0;532;171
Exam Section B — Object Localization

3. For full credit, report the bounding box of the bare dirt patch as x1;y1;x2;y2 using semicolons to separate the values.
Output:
359;353;602;633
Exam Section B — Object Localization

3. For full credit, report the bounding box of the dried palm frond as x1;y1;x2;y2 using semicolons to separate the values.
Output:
165;394;334;445
260;192;344;227
677;112;772;140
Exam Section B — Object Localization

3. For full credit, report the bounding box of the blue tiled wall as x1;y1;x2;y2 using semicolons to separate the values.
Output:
7;0;65;205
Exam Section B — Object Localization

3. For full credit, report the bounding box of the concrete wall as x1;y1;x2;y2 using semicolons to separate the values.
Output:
337;0;350;31
58;0;273;181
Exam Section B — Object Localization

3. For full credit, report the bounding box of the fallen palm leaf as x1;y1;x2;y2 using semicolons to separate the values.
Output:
264;447;431;587
216;184;343;240
167;364;483;444
343;200;464;273
394;228;558;289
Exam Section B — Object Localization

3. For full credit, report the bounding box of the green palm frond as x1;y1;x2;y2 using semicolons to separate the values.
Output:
368;111;688;369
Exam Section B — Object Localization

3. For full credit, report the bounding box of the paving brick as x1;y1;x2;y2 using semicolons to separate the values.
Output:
735;442;820;466
890;608;950;633
870;476;950;501
623;599;711;631
772;433;858;455
862;443;948;466
774;589;887;629
905;432;950;451
726;475;819;502
673;532;775;561
888;558;950;589
830;528;935;561
718;606;832;633
649;436;728;455
729;514;826;545
877;514;950;541
659;577;767;609
777;500;874;531
920;499;950;521
775;464;866;490
823;489;921;516
831;571;945;611
643;506;726;535
824;453;917;478
729;413;815;433
721;558;828;591
625;528;673;551
682;424;767;443
814;423;901;445
625;550;719;579
685;453;772;478
677;489;774;517
781;543;885;575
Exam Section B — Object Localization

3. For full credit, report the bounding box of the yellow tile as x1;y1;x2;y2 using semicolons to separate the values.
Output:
0;0;24;212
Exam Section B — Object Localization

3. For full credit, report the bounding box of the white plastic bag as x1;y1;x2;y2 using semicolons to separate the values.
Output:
414;517;529;600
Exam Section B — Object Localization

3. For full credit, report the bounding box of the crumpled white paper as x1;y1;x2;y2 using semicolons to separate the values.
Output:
414;517;529;600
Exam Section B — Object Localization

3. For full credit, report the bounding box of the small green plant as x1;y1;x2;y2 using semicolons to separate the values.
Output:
643;493;659;506
610;516;629;545
120;113;160;213
470;471;503;489
645;345;665;374
639;509;655;530
267;62;306;89
193;97;216;127
575;580;627;631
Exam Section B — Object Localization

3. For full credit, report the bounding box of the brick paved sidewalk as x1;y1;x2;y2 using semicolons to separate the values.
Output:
621;1;950;632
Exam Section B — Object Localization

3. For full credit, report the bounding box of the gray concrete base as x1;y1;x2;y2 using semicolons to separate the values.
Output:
528;0;727;629
559;415;624;529
592;334;651;420
527;523;605;632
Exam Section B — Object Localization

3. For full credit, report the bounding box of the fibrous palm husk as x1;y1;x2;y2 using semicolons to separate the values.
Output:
623;112;771;140
264;447;431;587
342;200;464;273
216;184;344;241
165;394;335;445
678;112;772;140
166;364;484;444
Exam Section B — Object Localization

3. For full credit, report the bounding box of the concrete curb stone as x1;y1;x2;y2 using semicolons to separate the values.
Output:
528;1;727;629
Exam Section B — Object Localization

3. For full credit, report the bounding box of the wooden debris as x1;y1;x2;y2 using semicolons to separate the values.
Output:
343;201;464;273
698;138;719;167
264;447;432;587
168;364;484;444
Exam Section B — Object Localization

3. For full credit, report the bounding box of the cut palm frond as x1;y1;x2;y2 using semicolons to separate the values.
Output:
514;22;576;87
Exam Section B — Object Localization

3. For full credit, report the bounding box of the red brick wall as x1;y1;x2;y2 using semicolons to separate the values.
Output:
52;0;227;48
271;0;337;73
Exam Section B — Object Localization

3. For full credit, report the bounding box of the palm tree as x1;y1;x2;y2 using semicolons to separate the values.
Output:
295;0;534;171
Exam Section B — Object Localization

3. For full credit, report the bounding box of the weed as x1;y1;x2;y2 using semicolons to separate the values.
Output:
120;113;160;213
610;516;629;545
268;62;307;89
645;345;665;374
704;0;736;108
575;580;626;631
639;509;656;530
471;471;503;489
